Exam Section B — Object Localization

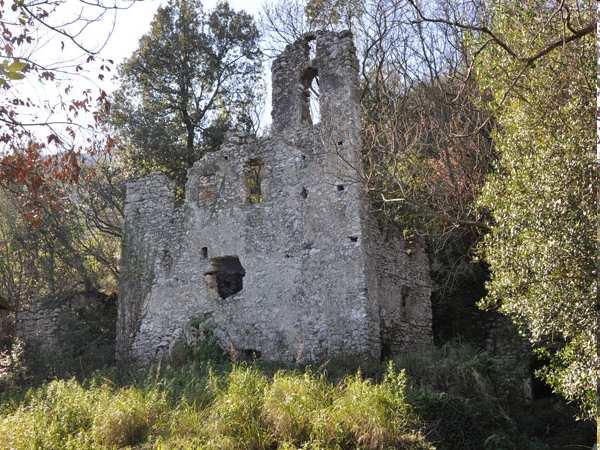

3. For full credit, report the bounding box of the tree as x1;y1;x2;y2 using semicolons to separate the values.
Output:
0;0;133;224
0;155;123;311
110;0;262;190
473;0;597;421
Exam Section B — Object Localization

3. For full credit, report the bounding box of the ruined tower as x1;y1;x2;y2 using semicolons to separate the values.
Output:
117;31;432;366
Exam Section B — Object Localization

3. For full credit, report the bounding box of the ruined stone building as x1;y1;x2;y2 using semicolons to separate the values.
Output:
117;31;432;366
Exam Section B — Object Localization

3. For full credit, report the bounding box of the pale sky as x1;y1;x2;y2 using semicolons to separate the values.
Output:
102;0;264;65
11;0;272;146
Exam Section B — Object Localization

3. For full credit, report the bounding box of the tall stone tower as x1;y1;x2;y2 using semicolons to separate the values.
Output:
117;31;432;366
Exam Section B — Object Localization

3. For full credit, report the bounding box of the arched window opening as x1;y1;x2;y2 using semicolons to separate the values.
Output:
300;39;320;125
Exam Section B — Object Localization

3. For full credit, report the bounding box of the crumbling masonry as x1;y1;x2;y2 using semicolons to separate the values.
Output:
117;31;432;366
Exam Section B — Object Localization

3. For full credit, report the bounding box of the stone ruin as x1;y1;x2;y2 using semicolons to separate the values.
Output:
117;31;433;367
15;291;117;373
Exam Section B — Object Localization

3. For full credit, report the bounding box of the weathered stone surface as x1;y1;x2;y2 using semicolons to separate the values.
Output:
0;309;13;349
16;291;117;368
117;31;432;366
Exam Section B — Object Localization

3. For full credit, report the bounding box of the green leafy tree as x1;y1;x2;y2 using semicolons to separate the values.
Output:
111;0;262;189
474;0;597;421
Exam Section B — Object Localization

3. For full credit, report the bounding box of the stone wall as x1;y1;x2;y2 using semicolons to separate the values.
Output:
485;313;532;398
0;309;13;349
118;31;432;367
16;291;117;372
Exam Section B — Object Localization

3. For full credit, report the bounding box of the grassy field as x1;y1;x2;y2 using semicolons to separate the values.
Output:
0;342;594;449
0;362;432;449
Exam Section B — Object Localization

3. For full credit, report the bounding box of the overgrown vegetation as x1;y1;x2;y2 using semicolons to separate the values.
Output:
473;0;597;420
0;0;596;445
0;341;594;449
0;363;431;449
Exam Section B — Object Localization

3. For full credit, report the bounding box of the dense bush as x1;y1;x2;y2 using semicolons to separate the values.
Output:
394;342;594;449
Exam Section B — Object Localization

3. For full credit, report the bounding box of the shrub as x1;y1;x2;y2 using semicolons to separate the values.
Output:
0;362;438;449
312;364;432;450
0;377;170;449
394;342;518;401
395;343;537;449
263;370;332;444
203;364;271;449
90;386;169;447
0;379;98;449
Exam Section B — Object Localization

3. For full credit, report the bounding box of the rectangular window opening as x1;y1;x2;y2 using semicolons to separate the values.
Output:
245;159;264;204
198;173;217;204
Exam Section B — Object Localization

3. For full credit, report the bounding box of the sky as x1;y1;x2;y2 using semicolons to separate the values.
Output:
10;0;272;146
101;0;264;65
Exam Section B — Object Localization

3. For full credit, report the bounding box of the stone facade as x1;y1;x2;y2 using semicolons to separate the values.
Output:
0;308;12;349
117;31;432;366
16;291;117;369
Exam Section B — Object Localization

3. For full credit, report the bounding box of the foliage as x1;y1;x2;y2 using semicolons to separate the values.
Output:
262;370;331;444
473;0;597;419
0;1;124;216
312;364;426;449
362;77;495;326
0;361;431;450
0;58;26;84
395;342;594;449
304;0;362;29
0;378;169;449
111;0;263;190
0;159;122;313
1;341;595;449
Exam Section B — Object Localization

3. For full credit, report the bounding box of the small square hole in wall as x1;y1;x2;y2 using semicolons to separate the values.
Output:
337;185;345;192
349;236;358;243
201;247;208;258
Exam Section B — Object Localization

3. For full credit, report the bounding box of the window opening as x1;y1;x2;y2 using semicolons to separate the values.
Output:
300;39;320;125
239;349;262;361
198;173;217;204
201;247;208;258
244;159;263;204
205;256;245;299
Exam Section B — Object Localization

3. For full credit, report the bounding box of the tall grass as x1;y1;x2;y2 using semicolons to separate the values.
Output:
1;342;591;449
0;362;431;450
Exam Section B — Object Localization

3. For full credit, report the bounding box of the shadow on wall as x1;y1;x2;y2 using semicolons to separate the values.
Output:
15;291;117;378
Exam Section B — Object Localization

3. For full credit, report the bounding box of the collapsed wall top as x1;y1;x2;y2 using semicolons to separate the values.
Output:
271;31;360;137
